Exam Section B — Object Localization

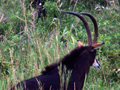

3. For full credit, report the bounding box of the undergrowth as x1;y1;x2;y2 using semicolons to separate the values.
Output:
0;0;120;90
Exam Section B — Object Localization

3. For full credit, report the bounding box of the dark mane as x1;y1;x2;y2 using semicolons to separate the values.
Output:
42;46;85;74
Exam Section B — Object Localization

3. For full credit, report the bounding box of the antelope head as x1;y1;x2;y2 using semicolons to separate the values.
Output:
62;11;104;70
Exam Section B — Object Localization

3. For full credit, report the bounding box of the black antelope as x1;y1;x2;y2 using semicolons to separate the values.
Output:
10;11;104;90
31;0;46;22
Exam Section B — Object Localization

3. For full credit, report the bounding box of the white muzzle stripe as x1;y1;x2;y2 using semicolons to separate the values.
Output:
92;58;100;70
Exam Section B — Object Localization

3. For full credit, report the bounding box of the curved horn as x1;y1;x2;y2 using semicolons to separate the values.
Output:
61;11;92;45
80;12;98;44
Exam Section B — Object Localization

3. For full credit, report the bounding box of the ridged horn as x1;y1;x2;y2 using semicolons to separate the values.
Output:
61;11;92;45
80;12;98;44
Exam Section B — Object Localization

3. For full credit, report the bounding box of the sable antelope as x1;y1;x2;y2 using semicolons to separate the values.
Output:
31;0;58;21
37;0;46;19
10;11;104;90
31;0;46;22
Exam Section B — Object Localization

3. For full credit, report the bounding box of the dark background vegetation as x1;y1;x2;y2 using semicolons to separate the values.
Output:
0;0;120;89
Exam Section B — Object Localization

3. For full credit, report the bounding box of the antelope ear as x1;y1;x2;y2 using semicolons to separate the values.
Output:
92;42;104;48
77;40;84;47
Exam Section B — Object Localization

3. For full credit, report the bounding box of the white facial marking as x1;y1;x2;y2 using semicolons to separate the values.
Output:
92;58;100;70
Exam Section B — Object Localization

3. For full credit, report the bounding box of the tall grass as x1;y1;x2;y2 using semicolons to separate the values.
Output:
0;0;120;90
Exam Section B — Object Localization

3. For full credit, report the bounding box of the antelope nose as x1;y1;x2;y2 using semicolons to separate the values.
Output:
96;66;100;69
93;65;100;70
92;59;101;70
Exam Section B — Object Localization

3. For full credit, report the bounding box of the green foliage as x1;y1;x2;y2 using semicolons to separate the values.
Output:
44;1;59;17
0;0;120;90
